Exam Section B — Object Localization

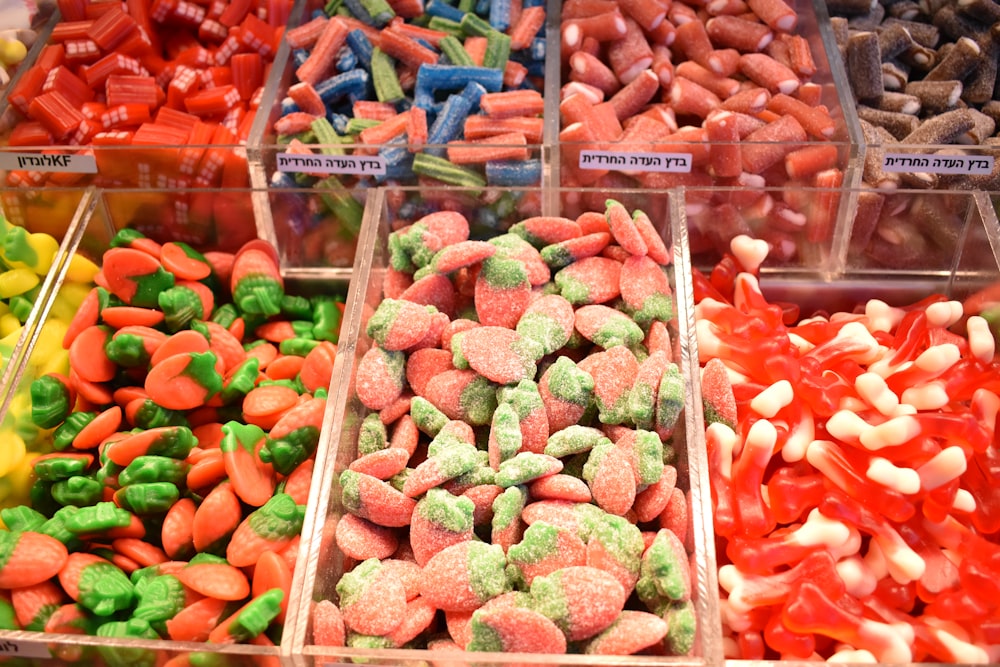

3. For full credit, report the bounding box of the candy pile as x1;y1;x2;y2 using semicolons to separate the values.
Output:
827;0;1000;192
700;234;1000;661
310;200;698;656
3;0;286;245
270;0;547;188
558;0;844;228
0;212;99;509
0;233;341;649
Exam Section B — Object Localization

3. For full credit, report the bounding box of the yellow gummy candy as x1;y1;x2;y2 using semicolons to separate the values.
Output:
0;432;26;478
58;281;92;309
0;38;27;67
0;267;39;298
28;232;60;275
0;312;21;338
65;254;100;284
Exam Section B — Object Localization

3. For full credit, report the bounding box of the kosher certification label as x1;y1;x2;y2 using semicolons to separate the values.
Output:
579;150;693;173
276;153;386;176
0;639;52;659
882;152;995;175
0;152;97;173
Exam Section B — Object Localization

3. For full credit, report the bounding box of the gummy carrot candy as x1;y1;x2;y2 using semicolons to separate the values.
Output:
58;552;135;616
226;493;305;567
0;530;68;588
101;248;176;308
230;245;284;317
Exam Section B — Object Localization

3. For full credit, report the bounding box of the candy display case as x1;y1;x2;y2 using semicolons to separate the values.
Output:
680;186;1000;662
554;0;861;203
282;184;723;666
0;185;364;665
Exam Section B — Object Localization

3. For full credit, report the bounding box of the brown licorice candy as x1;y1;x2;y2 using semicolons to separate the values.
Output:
900;107;979;144
848;31;885;102
924;36;981;82
858;105;921;139
904;79;963;114
877;91;922;115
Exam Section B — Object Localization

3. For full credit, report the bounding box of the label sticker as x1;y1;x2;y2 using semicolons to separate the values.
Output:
0;639;51;658
882;152;994;175
0;153;98;174
579;150;693;173
276;153;386;176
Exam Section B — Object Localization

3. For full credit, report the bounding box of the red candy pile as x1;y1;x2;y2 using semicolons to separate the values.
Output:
700;234;1000;662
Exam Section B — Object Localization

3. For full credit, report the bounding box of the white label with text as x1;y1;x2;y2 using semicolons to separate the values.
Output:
0;153;98;173
276;153;386;176
882;152;994;175
0;639;52;658
579;150;692;173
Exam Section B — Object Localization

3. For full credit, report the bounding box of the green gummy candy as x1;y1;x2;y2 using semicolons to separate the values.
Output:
388;230;417;272
544;425;609;459
399;223;440;269
77;560;135;616
63;502;132;533
589;513;644;576
409;396;448;436
52;476;103;507
427;440;480;479
357;413;388;456
459;375;498;426
632;430;665;485
630;292;674;326
491;485;527;531
347;633;395;649
417;487;474;532
133;574;186;630
591;313;644;350
480;255;528;290
119;456;189;486
489;402;522;466
663;600;697;655
582;441;614;484
450;331;470;369
497;379;544;421
248;493;305;541
33;455;91;481
496;452;561;488
158;284;205;331
516;311;570;357
544;357;594;407
0;506;46;532
657;364;685;433
637;529;689;604
554;271;591;305
506;522;561;567
96;618;159;667
116;483;180;514
226;588;284;641
466;542;510;603
30;374;72;429
130;266;176;309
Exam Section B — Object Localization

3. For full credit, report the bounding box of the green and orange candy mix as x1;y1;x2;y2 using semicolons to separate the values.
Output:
0;231;343;646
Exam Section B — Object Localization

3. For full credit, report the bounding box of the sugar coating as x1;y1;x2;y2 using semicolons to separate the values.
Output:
425;241;498;276
634;465;680;524
529;473;593;503
700;358;737;427
357;413;388;456
408;396;448;436
488;402;522;470
475;256;531;329
584;610;669;655
399;274;458;318
489;234;551;287
630;351;670;430
574;305;645;349
579;346;640;425
506;522;588;587
555;257;623;305
424;370;497;426
491;486;528;552
335;513;399;561
529;566;627;641
605;200;648;257
496;380;549;455
411;488;475;566
516;294;576;357
406;348;454;397
620;255;674;326
617;429;665;486
403;440;479;498
545;425;610;458
461;326;536;385
538;357;595;432
356;347;406;411
420;541;510;612
340;470;416;528
496;452;563;488
510;217;582;247
418;211;470;247
541;233;613;269
467;606;567;653
336;559;406;636
583;442;637;516
366;299;436;351
636;529;691;606
311;600;346;647
656;363;685;437
586;514;645;593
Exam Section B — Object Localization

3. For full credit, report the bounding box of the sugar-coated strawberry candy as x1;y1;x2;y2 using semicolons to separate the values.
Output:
419;541;511;612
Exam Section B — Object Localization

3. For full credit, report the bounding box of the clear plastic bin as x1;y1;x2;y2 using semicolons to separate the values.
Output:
680;186;1000;663
284;184;723;666
0;185;365;665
